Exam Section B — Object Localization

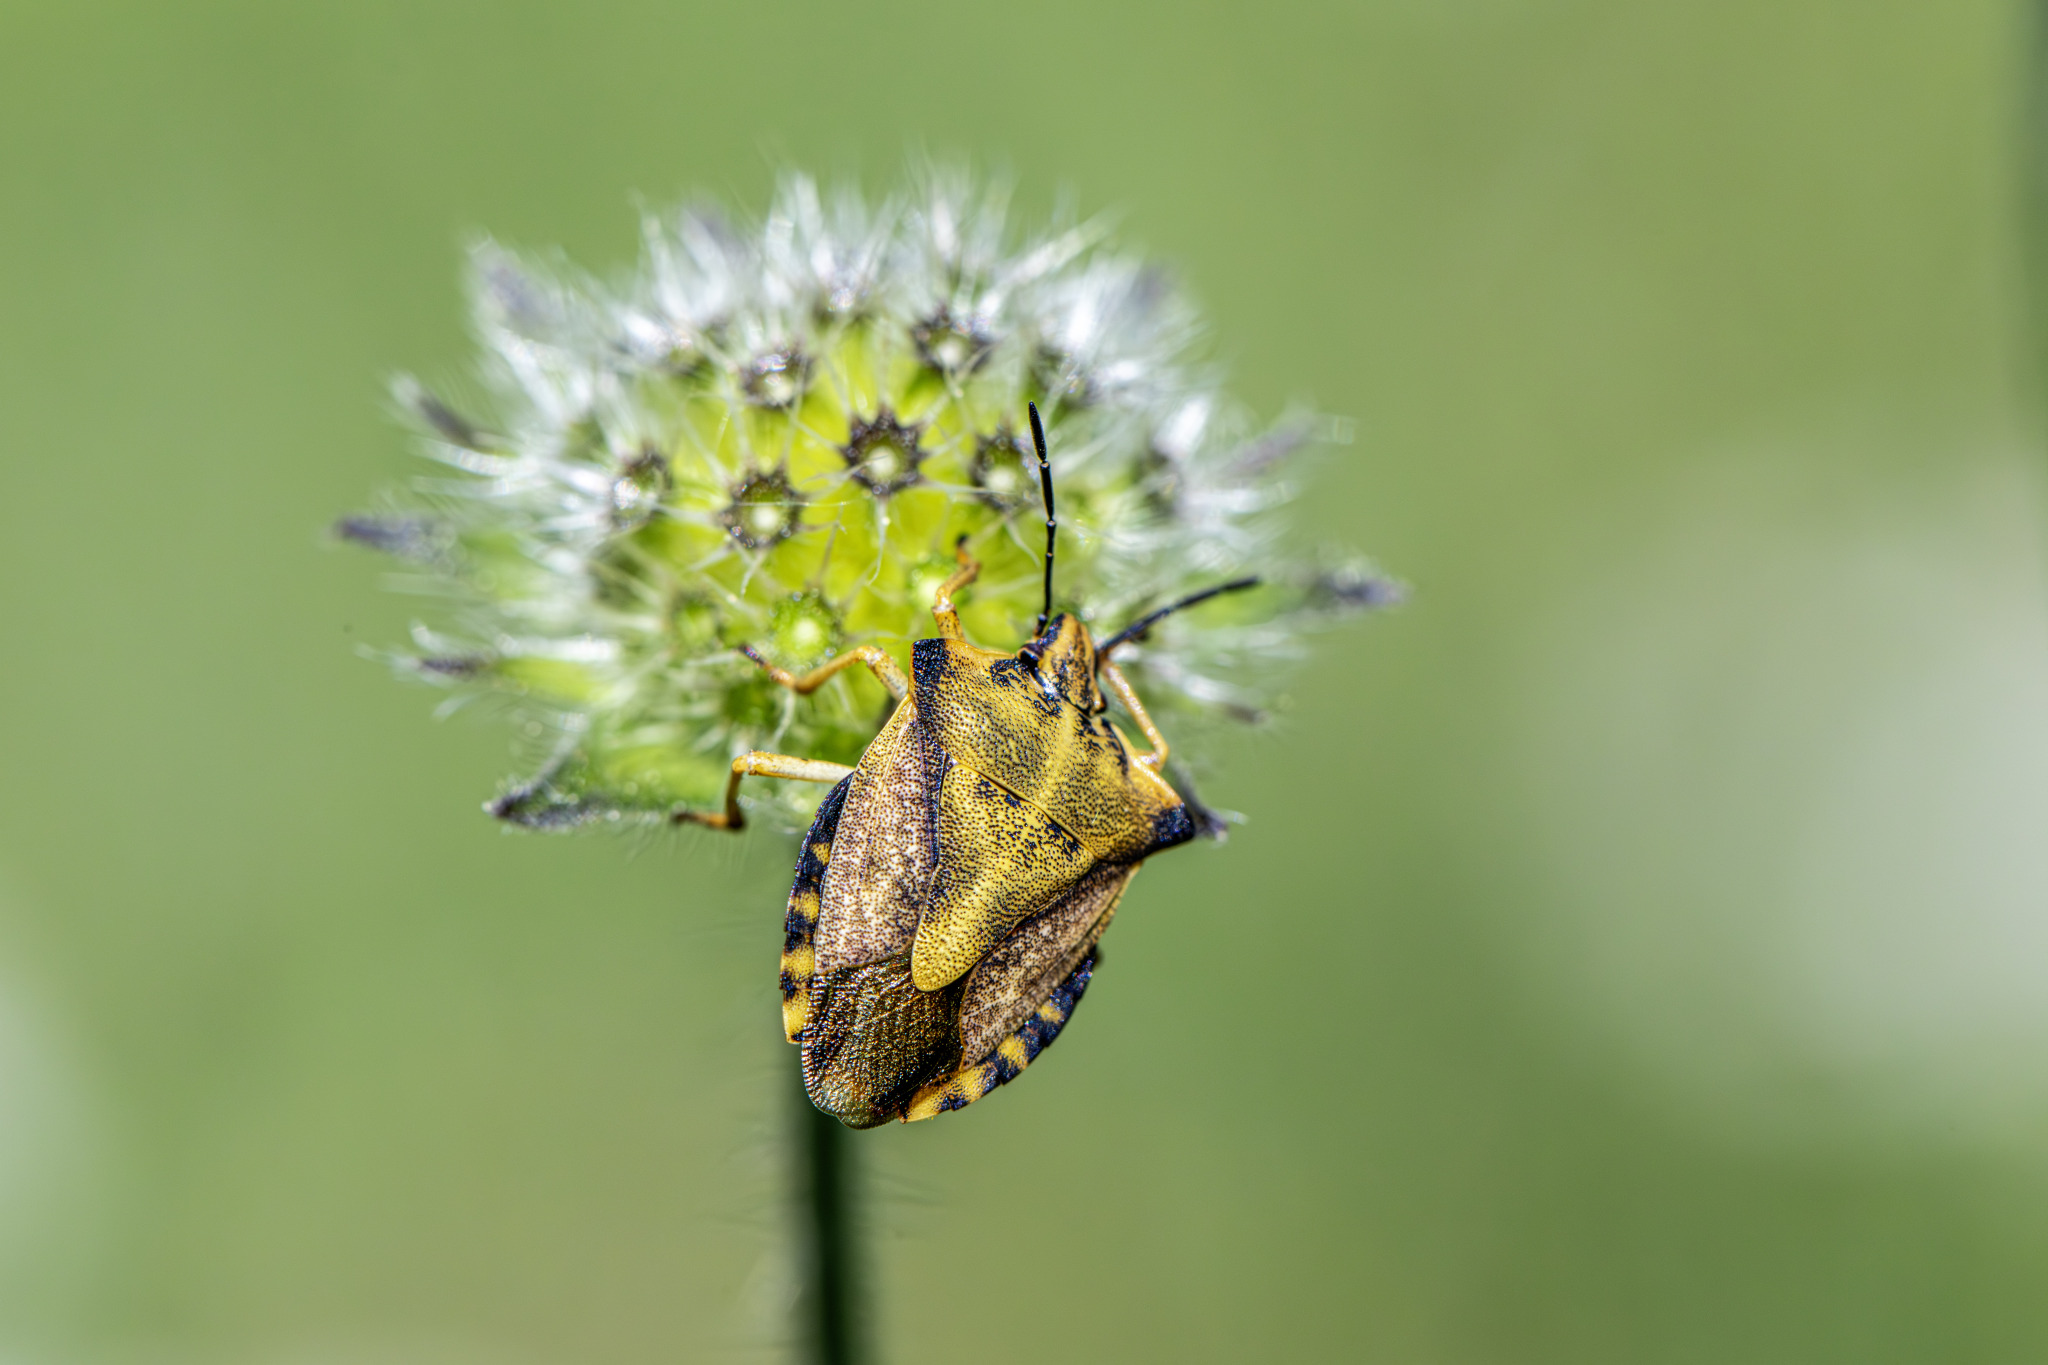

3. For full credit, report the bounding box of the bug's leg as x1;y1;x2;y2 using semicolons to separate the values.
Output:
675;751;854;832
739;642;908;702
930;537;982;642
1096;658;1171;772
904;951;1098;1122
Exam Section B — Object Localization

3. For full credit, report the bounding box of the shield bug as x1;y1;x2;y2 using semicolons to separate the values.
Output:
682;404;1256;1128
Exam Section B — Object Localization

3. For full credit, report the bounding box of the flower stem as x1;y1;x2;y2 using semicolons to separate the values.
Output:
795;1076;860;1365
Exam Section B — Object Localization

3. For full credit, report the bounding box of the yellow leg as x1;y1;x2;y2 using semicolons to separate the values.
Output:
1098;659;1169;772
931;537;982;642
676;751;854;832
740;642;907;702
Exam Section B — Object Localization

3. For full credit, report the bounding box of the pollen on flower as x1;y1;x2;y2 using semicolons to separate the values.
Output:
342;168;1395;831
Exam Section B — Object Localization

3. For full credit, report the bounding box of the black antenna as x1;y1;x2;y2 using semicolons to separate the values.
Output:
1097;576;1262;657
1029;401;1056;635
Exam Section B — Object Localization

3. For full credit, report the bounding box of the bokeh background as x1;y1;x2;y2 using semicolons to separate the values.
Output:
5;1;2048;1361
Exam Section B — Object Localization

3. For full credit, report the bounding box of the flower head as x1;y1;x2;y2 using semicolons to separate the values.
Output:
344;170;1393;831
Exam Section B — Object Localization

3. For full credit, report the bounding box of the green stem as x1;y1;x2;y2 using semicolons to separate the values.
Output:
795;1077;859;1365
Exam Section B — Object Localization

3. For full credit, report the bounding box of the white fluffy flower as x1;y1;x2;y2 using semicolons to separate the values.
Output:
343;169;1393;830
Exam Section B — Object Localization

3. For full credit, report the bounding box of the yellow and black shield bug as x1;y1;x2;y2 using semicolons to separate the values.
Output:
682;404;1256;1128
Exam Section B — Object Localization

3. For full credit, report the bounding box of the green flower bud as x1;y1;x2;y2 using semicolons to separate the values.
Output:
343;170;1393;831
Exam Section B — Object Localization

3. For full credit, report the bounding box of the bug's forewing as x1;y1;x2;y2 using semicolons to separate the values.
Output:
811;698;940;974
902;950;1098;1123
798;697;962;1128
802;950;964;1129
779;774;852;1044
955;860;1135;1064
900;862;1137;1124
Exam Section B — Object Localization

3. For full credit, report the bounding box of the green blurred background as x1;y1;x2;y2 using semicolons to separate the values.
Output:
5;1;2048;1360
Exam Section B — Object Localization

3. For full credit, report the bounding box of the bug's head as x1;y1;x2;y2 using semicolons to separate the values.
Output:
1016;611;1100;711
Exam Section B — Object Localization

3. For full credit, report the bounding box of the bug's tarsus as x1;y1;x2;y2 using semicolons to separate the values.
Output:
1097;576;1263;658
1028;401;1056;635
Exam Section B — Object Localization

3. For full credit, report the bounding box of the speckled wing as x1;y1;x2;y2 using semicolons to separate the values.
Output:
955;860;1134;1064
806;863;1134;1128
803;947;965;1129
799;696;961;1129
777;774;851;1045
898;862;1134;1123
812;697;942;974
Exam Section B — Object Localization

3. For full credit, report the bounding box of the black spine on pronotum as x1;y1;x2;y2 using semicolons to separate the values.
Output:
1029;401;1057;635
